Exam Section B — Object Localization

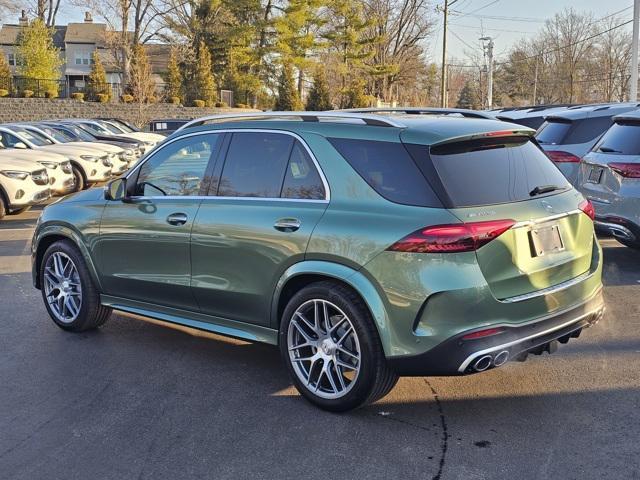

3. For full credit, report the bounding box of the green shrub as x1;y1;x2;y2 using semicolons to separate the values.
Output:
0;89;8;98
96;93;110;103
22;90;34;98
193;99;205;108
235;103;248;108
44;89;58;99
169;96;180;105
70;92;84;102
121;94;134;103
214;101;228;108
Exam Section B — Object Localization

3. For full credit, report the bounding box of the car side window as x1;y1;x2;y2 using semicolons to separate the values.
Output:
0;132;22;148
217;132;293;198
135;134;221;197
281;142;325;200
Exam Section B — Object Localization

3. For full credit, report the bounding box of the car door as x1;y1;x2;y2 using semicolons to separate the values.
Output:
96;132;224;311
191;130;329;326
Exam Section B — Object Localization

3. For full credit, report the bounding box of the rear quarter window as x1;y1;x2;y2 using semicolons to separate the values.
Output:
328;138;442;207
535;120;571;145
593;122;640;155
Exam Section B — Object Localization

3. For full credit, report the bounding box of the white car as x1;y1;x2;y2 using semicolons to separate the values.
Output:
22;124;131;175
98;118;166;144
79;120;163;151
0;156;51;218
0;126;112;189
0;141;76;196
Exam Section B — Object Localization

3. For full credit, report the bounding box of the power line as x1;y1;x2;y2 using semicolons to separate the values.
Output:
453;0;501;21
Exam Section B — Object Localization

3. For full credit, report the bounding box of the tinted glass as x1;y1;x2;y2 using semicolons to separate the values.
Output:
218;132;293;198
136;134;220;196
426;137;570;207
0;131;24;148
37;126;73;142
535;120;571;144
593;122;640;155
328;138;441;207
281;142;325;200
565;116;613;144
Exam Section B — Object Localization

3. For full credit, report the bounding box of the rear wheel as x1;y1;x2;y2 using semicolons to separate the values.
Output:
279;281;398;412
72;165;85;191
40;240;112;331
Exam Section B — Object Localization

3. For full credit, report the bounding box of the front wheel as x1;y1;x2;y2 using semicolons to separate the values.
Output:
71;165;85;191
279;281;398;412
40;240;112;331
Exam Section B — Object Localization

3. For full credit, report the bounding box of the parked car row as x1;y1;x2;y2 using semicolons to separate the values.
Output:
0;118;166;220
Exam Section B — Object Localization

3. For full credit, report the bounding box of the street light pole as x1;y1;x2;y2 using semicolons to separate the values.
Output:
480;36;494;109
631;0;640;101
440;0;448;107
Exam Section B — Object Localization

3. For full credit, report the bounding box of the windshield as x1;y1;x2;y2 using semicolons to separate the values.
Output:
65;125;96;141
79;122;110;135
97;120;124;134
12;127;53;146
111;120;135;132
37;126;74;143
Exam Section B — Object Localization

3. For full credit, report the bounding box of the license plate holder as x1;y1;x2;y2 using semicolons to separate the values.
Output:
587;166;603;184
529;224;564;257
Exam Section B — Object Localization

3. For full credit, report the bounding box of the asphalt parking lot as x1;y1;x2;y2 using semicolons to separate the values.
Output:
1;204;639;480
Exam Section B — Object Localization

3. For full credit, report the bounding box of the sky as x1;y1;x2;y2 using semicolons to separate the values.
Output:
13;0;637;64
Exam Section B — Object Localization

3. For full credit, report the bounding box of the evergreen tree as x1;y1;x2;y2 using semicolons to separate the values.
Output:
166;47;183;103
0;54;11;90
456;81;476;109
343;78;369;108
305;67;332;110
193;40;216;106
87;50;109;101
275;63;301;111
16;18;63;94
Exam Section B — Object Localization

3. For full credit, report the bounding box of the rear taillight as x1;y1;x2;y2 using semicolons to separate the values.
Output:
462;327;504;341
387;219;515;253
546;150;581;163
609;162;640;178
579;199;595;221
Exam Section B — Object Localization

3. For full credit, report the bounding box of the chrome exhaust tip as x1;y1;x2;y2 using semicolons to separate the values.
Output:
493;350;510;367
473;355;493;372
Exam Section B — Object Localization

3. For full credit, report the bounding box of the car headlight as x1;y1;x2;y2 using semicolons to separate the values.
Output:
39;161;59;170
61;161;72;174
1;170;29;180
80;155;98;162
102;158;113;167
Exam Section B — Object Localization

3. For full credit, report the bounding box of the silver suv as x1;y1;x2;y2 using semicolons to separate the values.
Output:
577;111;640;249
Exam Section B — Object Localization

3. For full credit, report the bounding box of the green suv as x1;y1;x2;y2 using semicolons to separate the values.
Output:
32;112;605;411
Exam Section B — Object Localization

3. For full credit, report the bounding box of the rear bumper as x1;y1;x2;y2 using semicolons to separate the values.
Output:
388;287;604;376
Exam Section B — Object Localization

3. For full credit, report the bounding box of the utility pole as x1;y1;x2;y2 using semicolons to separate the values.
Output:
440;0;449;107
480;36;494;109
631;0;640;101
532;55;539;105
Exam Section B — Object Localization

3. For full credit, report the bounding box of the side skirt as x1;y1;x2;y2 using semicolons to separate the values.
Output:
100;295;279;345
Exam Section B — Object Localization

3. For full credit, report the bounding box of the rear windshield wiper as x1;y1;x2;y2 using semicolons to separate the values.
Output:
529;184;564;197
597;146;622;153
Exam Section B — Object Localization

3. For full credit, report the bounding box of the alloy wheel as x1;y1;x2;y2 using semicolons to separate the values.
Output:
43;252;83;323
287;299;361;399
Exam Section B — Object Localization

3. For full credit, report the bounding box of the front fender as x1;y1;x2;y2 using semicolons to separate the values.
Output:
271;260;393;356
32;223;102;291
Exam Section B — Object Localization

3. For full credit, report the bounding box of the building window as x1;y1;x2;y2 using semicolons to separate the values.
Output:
74;51;94;66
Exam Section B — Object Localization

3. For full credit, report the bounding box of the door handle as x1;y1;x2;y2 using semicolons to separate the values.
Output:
274;218;301;232
166;212;188;226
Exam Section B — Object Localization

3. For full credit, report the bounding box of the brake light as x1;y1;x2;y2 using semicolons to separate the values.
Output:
579;199;595;221
609;162;640;178
483;130;521;137
546;150;580;163
462;327;504;340
387;219;515;253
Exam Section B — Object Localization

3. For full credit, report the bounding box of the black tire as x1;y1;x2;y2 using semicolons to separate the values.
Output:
72;165;86;191
7;206;31;215
39;240;112;332
0;194;6;220
617;238;640;250
279;281;398;412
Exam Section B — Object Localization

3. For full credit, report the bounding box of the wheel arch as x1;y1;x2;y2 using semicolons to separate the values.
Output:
0;183;9;214
271;261;392;355
33;225;102;291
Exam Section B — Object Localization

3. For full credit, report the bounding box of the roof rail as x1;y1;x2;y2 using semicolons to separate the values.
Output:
175;111;405;133
336;107;496;120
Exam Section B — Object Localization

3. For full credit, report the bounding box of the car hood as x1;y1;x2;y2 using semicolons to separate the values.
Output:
54;186;105;204
70;142;124;154
114;132;164;143
0;148;68;163
0;154;44;171
35;144;108;158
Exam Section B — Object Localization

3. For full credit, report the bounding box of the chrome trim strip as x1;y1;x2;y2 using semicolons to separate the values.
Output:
124;128;331;202
512;209;582;229
457;306;603;373
175;111;406;133
500;270;594;303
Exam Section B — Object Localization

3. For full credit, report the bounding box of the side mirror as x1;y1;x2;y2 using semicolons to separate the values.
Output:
104;177;127;201
14;142;28;149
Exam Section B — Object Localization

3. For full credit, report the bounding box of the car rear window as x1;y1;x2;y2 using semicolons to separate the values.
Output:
328;138;442;207
537;117;613;146
536;120;571;145
409;136;570;208
593;122;640;155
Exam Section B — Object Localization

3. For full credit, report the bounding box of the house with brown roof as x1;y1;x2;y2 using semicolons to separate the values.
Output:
0;11;170;93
